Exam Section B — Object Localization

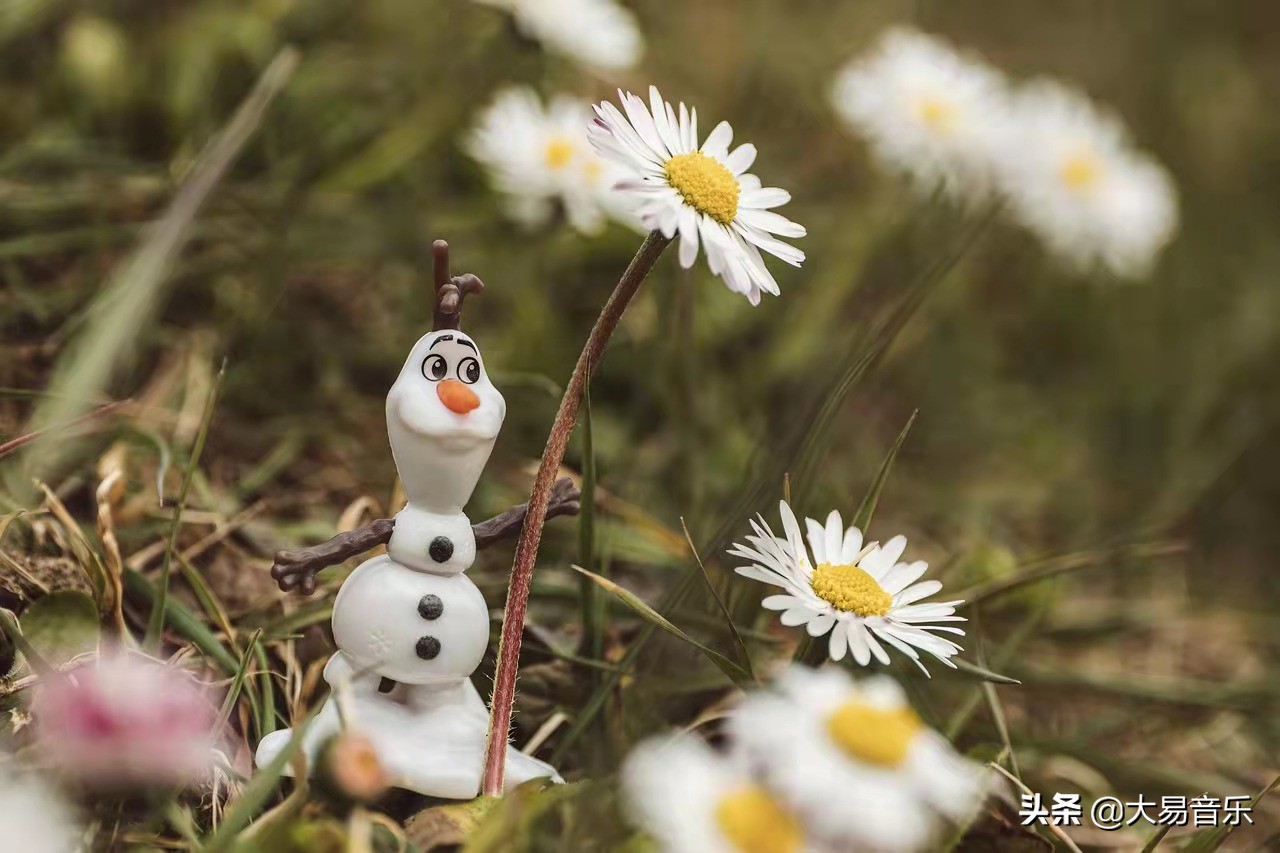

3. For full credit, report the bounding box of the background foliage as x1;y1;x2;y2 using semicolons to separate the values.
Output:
2;0;1279;849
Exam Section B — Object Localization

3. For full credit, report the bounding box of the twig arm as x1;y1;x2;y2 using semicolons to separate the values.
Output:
269;478;582;594
271;519;394;595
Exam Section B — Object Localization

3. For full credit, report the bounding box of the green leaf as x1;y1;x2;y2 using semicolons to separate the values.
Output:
571;566;752;686
407;796;501;852
20;590;100;667
462;780;584;853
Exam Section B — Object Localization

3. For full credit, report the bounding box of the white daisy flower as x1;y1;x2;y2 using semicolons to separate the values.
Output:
589;86;806;305
831;27;1009;201
729;501;965;673
472;0;642;70
466;87;634;235
730;667;990;852
623;733;812;853
0;766;81;853
993;80;1178;277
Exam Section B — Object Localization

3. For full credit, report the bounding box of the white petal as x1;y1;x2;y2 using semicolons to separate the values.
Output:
840;527;865;564
805;518;827;564
847;620;872;666
778;501;806;563
779;607;814;627
896;579;943;605
864;628;891;665
701;120;733;160
677;205;699;267
828;621;848;661
725;143;757;175
761;594;799;611
739;186;791;209
733;565;791;588
736;208;807;238
880;560;929;594
806;612;836;637
824;510;843;565
879;535;908;566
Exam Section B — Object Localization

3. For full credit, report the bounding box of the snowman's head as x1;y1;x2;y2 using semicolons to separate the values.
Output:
386;330;506;448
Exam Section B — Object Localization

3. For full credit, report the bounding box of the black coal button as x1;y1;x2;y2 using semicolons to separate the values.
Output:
415;636;442;660
429;536;454;563
418;593;444;620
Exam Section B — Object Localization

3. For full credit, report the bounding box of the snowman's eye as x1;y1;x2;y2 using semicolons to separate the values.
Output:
421;354;447;381
458;357;481;385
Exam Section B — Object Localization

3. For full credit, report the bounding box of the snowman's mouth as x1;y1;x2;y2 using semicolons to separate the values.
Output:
391;394;500;442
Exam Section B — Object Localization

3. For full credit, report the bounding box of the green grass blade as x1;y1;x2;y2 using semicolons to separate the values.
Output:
204;708;320;851
215;630;261;731
577;374;600;661
681;518;753;679
952;657;1022;685
145;358;224;652
123;567;239;673
955;540;1184;610
571;565;752;686
851;409;917;532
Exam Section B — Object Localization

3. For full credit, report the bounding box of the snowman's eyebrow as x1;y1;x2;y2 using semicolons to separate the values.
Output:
455;338;477;352
428;335;454;349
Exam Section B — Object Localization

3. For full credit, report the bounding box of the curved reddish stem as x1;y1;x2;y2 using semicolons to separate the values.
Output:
482;231;671;795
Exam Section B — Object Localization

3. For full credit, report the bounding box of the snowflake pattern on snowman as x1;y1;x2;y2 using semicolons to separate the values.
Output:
257;241;575;797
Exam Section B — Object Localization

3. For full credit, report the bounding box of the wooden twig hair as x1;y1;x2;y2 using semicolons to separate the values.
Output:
431;239;485;332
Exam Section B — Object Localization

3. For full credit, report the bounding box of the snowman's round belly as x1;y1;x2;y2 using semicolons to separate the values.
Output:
332;555;489;684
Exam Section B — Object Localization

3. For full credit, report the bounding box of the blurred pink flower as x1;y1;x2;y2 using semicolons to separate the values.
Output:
33;652;217;789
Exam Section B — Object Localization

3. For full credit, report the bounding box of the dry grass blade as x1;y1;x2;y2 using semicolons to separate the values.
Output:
987;763;1085;853
0;398;130;460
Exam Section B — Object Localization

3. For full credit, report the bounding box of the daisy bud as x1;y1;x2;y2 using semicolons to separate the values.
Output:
32;651;216;790
315;732;390;806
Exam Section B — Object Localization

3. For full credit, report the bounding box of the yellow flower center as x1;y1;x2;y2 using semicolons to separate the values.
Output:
583;160;603;185
810;562;892;617
826;701;923;768
714;786;802;853
1059;150;1101;192
544;137;575;170
664;151;740;225
914;95;956;133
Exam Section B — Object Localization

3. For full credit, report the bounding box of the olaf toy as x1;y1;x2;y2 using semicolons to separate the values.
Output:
258;241;575;797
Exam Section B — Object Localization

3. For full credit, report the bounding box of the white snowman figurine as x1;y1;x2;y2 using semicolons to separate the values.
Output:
256;313;560;796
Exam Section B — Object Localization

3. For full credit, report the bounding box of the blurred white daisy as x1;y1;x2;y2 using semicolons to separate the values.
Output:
731;667;990;852
589;86;806;305
466;87;634;235
729;501;964;673
473;0;642;70
993;80;1178;277
623;733;811;853
832;28;1008;200
0;766;81;853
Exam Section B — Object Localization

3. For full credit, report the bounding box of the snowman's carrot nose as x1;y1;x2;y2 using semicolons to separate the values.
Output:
437;379;480;414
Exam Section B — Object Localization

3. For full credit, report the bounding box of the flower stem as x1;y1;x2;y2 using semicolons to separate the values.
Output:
482;230;671;795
